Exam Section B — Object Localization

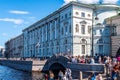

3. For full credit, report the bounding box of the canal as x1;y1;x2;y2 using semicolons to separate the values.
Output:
0;65;44;80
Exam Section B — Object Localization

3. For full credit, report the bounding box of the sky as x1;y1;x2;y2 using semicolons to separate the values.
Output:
0;0;120;48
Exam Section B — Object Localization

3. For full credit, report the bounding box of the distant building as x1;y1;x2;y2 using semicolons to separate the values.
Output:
106;15;120;57
5;40;10;58
0;46;5;57
92;4;120;56
5;34;23;58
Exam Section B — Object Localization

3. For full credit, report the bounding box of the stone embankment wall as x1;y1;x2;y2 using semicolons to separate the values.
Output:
32;60;46;72
0;60;32;72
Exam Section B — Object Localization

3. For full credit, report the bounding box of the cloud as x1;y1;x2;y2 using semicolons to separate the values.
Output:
63;0;99;4
0;46;4;48
0;18;24;24
79;0;99;4
2;33;7;36
63;0;119;4
102;0;119;4
64;0;77;4
9;10;29;14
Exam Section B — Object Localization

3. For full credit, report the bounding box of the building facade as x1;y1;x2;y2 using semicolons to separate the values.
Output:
23;2;93;58
23;2;120;58
5;34;23;58
106;15;120;57
5;2;120;58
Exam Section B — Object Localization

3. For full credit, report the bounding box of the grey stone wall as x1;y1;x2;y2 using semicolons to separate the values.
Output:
0;60;32;72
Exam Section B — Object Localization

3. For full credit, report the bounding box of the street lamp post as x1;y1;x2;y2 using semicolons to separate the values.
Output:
91;9;94;57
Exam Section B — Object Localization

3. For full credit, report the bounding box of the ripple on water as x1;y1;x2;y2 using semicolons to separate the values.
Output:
0;65;44;80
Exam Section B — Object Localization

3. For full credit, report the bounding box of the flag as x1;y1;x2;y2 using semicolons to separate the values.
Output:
36;42;40;47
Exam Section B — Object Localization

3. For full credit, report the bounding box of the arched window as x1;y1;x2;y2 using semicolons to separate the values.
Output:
81;39;87;54
75;24;79;33
81;39;87;44
97;38;103;43
75;12;79;15
88;14;91;17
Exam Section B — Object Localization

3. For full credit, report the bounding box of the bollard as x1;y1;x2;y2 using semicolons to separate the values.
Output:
79;71;82;80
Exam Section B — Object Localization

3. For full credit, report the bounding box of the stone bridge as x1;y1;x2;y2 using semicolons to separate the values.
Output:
42;56;69;72
42;56;105;79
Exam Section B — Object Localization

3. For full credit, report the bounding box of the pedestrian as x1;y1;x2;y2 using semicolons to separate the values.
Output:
90;57;95;64
63;74;67;80
96;74;103;80
88;72;96;80
65;68;72;80
44;73;49;80
111;64;119;80
48;70;55;80
58;70;64;80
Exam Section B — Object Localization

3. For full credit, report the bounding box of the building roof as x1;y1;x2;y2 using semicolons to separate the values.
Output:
105;15;120;24
22;1;93;32
22;1;120;32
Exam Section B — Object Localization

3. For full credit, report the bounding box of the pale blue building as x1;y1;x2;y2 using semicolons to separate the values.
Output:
21;2;120;58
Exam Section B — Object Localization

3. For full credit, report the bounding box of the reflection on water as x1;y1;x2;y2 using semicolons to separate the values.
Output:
0;65;44;80
32;72;44;80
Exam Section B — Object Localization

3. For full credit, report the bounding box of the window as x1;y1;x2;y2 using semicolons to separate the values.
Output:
82;45;85;54
65;14;67;18
75;24;79;33
61;27;64;35
81;39;87;44
69;12;71;16
97;38;103;43
93;30;96;35
61;16;63;19
81;12;85;17
88;14;91;17
65;39;67;44
81;25;85;34
88;26;91;33
100;29;102;34
99;45;103;54
65;26;67;33
69;25;71;33
75;12;79;15
57;41;59;45
112;26;117;36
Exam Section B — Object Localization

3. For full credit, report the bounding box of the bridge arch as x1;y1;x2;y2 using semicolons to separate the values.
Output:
42;56;70;71
42;56;70;78
116;47;120;57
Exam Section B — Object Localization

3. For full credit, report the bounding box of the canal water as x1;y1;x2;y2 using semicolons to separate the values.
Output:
0;65;44;80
